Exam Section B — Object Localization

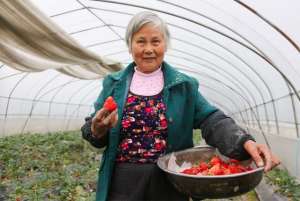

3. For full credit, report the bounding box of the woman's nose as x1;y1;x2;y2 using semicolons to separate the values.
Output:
144;44;154;54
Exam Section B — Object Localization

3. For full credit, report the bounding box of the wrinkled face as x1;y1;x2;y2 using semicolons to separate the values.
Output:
130;24;167;73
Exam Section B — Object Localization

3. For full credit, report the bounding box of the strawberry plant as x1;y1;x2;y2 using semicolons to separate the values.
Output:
0;131;103;201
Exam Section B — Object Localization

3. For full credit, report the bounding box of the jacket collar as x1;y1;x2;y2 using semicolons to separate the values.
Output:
109;61;189;89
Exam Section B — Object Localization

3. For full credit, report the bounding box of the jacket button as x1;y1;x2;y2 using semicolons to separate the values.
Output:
168;117;173;123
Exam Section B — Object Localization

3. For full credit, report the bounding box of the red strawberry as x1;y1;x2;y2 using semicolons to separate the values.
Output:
198;162;209;172
228;164;241;174
209;164;225;175
210;155;222;166
181;167;199;175
103;96;117;112
229;159;240;164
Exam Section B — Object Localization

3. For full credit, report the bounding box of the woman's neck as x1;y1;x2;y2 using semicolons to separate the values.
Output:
134;66;162;76
130;66;164;96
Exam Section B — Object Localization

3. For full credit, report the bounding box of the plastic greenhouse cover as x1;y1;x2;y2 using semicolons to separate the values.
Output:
0;0;299;136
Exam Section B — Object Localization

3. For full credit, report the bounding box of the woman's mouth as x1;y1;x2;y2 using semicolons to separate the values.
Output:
143;57;155;61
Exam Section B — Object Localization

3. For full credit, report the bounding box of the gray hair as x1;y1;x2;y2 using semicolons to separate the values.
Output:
125;11;170;52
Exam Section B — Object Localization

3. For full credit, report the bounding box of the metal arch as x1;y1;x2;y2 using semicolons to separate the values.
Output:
89;0;262;55
46;78;83;129
102;49;261;117
199;91;249;129
68;24;109;35
121;58;256;125
173;64;252;130
104;48;263;127
4;73;29;119
156;0;256;50
20;73;62;133
88;1;300;120
186;0;298;135
167;54;261;113
83;34;274;133
100;44;264;113
3;73;29;134
99;34;278;133
46;79;97;132
172;63;251;112
74;86;101;118
157;0;299;72
185;69;270;147
171;36;271;100
67;7;275;108
171;65;264;140
74;10;280;134
167;22;280;114
286;82;299;137
118;61;253;130
196;0;300;79
50;7;86;18
200;83;246;114
76;0;123;39
49;6;132;18
97;37;270;115
171;48;261;108
62;80;98;119
68;19;277;132
78;84;249;128
102;46;266;108
20;79;83;133
175;64;254;127
170;36;273;131
86;38;123;48
173;63;254;121
52;6;278;110
0;72;25;80
234;0;300;52
74;84;101;115
49;2;298;103
47;2;289;133
65;84;101;129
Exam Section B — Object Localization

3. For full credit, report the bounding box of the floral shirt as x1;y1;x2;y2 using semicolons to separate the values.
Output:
116;92;168;163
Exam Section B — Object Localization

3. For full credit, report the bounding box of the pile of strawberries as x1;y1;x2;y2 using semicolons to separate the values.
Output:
180;155;253;176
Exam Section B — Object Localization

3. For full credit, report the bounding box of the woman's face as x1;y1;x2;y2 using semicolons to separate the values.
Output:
130;24;166;73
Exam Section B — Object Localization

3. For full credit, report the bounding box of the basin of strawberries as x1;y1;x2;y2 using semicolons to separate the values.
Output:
157;146;264;199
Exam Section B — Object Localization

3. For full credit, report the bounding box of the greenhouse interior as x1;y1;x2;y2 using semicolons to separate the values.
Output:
1;0;300;200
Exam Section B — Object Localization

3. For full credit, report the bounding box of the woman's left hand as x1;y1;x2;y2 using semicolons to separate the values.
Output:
243;140;281;172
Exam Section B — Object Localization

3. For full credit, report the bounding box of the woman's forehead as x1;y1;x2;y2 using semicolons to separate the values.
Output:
133;25;164;37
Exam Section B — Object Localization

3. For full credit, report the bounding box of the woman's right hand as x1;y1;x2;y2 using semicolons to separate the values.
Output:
91;108;118;138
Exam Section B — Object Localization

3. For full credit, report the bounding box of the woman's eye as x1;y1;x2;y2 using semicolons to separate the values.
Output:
137;40;145;44
152;40;160;45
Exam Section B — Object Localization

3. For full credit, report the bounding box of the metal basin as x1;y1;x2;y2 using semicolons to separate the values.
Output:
157;146;264;199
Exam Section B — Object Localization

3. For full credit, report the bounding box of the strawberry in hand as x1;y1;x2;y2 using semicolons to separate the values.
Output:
103;96;117;112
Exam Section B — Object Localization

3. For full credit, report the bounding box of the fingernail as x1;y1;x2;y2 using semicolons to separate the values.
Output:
258;161;264;167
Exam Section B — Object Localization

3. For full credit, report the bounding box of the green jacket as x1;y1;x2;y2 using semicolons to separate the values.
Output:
82;61;253;201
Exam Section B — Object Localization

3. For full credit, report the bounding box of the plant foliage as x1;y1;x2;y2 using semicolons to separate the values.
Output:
0;131;102;201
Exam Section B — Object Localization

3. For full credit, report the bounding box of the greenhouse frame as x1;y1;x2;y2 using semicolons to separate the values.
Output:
1;0;299;193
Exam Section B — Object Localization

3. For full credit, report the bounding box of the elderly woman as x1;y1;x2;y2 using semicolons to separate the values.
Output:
81;11;280;201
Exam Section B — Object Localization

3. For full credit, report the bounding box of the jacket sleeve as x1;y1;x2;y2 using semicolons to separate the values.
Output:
199;110;255;160
81;76;113;148
192;79;255;160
